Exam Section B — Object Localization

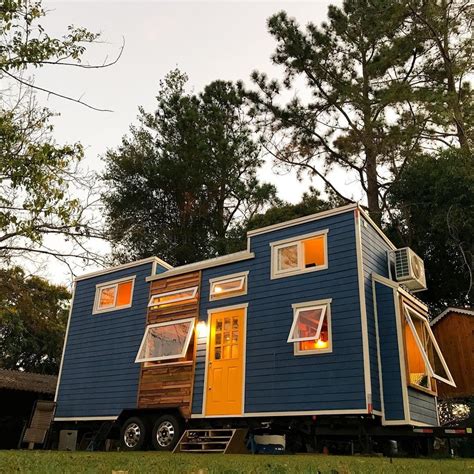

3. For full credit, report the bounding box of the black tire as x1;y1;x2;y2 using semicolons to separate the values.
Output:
151;414;183;451
120;417;147;451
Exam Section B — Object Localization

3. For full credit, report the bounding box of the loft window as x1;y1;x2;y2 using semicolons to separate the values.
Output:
135;318;195;363
288;299;332;355
271;230;328;279
148;286;198;308
93;277;135;314
209;272;248;300
403;303;455;391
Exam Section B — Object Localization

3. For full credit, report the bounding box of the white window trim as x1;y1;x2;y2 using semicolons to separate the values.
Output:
135;317;195;363
209;271;249;301
148;286;198;308
289;299;333;355
403;304;456;387
270;229;328;280
92;276;136;315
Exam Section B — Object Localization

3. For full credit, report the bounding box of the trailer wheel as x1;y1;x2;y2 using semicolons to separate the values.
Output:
151;414;183;451
120;417;147;451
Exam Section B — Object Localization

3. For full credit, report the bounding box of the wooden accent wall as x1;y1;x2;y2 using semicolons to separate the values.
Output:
432;312;474;399
137;271;201;417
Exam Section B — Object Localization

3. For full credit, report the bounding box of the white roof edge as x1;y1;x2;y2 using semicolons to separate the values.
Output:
246;203;359;237
74;256;173;282
430;307;474;326
146;251;255;282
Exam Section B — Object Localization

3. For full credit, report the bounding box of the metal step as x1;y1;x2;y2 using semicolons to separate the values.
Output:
174;428;248;454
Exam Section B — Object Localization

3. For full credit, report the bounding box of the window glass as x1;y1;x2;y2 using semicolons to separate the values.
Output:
99;286;116;309
299;317;329;351
404;304;455;389
210;274;247;299
213;315;239;361
116;281;133;307
288;302;331;354
148;287;197;307
277;244;299;271
95;278;134;313
136;319;194;362
292;307;325;341
405;316;431;389
272;232;327;278
303;236;325;268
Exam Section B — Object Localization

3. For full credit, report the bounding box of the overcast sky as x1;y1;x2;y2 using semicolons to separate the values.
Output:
30;0;356;285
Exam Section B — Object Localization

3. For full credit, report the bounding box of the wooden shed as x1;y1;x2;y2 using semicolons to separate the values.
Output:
0;369;57;448
430;307;474;399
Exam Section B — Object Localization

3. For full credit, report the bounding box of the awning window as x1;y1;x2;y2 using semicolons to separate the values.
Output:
404;304;455;387
135;318;195;363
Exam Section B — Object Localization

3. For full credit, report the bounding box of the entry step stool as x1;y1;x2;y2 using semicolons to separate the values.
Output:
174;428;248;454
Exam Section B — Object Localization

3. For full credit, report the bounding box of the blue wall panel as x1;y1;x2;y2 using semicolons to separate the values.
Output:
55;262;154;418
374;281;405;421
408;388;438;425
192;211;366;415
360;217;392;412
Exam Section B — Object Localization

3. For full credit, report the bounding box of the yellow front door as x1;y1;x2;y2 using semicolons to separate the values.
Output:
205;307;245;416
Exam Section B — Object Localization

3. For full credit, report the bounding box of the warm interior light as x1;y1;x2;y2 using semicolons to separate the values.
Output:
214;286;223;293
197;321;209;338
315;339;328;349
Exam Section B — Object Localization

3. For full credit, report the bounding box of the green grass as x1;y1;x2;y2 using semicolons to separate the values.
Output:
1;451;473;474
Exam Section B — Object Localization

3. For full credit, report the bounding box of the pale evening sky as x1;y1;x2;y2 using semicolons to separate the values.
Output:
26;0;360;285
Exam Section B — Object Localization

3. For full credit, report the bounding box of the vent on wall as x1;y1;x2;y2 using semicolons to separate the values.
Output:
392;247;427;292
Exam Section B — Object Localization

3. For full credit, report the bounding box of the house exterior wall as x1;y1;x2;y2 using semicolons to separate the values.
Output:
55;261;167;419
408;388;438;425
54;205;442;426
359;214;393;413
374;281;406;422
192;210;366;416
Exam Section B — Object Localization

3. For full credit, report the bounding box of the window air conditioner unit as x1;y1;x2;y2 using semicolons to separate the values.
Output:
393;247;427;291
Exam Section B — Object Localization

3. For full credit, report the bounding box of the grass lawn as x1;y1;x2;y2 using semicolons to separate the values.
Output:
0;451;473;474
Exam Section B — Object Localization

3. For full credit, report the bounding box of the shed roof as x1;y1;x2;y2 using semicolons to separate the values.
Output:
0;369;57;394
430;307;474;327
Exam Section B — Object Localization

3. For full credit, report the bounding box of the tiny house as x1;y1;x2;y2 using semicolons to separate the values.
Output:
54;204;456;451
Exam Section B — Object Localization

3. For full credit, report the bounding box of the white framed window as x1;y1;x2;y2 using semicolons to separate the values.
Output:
135;318;195;363
403;303;455;389
148;286;198;308
93;276;135;315
270;230;328;279
209;271;248;301
288;299;332;355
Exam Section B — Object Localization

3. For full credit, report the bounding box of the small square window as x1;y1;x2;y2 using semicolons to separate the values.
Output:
288;300;332;355
271;231;328;279
209;272;248;300
93;277;135;314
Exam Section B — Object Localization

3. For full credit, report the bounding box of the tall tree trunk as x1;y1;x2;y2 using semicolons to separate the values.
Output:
361;52;382;227
438;0;470;152
443;48;470;152
366;151;381;226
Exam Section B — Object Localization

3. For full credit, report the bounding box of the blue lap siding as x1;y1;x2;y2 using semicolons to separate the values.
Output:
192;210;366;415
55;262;166;418
374;281;406;421
408;388;438;425
359;216;393;413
